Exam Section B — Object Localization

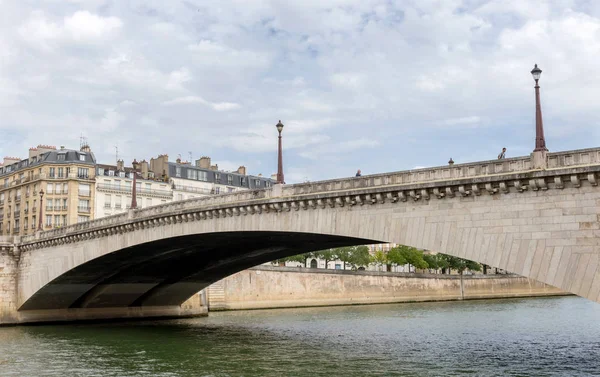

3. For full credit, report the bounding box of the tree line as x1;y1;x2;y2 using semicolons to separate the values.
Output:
276;245;482;275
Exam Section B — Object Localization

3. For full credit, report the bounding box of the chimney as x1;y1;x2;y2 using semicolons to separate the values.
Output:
258;173;262;177
3;157;20;166
176;157;182;164
237;166;246;175
28;147;39;159
210;164;218;171
37;144;56;155
270;173;278;181
80;143;91;153
116;159;124;171
196;156;211;169
141;160;149;179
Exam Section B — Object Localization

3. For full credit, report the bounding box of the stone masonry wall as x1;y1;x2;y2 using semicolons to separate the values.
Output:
208;266;567;310
0;249;19;324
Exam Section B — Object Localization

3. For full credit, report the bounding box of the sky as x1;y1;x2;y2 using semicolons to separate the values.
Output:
1;0;600;183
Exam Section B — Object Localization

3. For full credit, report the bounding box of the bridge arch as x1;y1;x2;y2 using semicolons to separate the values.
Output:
14;158;600;312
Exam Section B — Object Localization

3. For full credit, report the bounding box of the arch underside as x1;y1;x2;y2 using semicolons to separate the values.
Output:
19;232;380;311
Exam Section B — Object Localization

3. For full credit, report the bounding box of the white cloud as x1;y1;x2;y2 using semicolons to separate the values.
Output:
162;96;241;111
2;1;600;183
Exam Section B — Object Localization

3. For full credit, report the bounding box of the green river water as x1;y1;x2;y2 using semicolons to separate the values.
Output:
0;296;599;376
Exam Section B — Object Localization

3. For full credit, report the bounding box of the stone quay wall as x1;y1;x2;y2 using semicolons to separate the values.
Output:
207;266;568;311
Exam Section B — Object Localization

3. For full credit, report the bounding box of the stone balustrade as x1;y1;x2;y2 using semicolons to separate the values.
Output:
14;147;600;251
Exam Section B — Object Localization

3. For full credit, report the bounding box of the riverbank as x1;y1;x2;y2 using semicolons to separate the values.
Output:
207;266;568;311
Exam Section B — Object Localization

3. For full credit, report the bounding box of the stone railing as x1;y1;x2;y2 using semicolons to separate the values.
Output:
282;147;600;197
15;147;600;249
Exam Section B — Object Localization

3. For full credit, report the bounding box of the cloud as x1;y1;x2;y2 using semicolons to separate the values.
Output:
162;96;241;111
2;1;600;183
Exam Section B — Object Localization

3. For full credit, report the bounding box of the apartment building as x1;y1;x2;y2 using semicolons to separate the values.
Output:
95;160;172;218
0;144;96;235
149;154;274;201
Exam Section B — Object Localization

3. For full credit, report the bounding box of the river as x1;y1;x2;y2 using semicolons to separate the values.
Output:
0;296;599;376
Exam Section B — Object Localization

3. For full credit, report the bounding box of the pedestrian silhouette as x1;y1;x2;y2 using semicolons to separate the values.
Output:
498;147;506;159
355;169;362;177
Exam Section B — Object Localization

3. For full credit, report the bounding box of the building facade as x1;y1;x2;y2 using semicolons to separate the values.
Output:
0;144;96;236
93;155;275;219
94;161;173;218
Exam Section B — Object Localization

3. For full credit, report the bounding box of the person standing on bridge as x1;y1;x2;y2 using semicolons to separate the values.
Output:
498;147;506;159
356;169;362;177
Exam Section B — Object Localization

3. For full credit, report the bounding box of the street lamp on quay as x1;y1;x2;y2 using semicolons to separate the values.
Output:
38;189;44;231
276;120;285;184
130;159;139;210
531;64;548;152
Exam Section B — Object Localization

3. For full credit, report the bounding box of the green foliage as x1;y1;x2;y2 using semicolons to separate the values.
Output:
349;246;371;269
436;254;481;274
423;254;438;270
387;247;407;266
371;250;387;267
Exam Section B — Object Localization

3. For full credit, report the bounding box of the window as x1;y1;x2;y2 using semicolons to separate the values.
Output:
255;179;261;187
62;198;67;209
176;167;181;177
214;187;220;194
55;184;62;195
187;169;197;180
47;183;54;194
78;183;90;196
58;167;64;178
98;168;104;175
77;215;89;223
79;154;86;161
228;187;235;192
0;193;3;204
145;183;151;190
62;215;67;226
14;219;19;230
57;153;66;161
78;168;89;179
23;218;28;229
241;177;247;186
46;215;52;226
118;171;125;178
54;215;61;226
108;170;115;176
49;168;55;178
227;175;233;185
46;199;53;210
105;194;112;208
78;199;90;209
32;216;36;228
115;196;122;209
214;172;221;181
63;183;68;194
146;198;152;207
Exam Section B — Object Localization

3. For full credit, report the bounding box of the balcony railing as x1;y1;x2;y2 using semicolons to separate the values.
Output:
31;224;36;229
172;184;215;195
0;200;3;206
46;206;53;212
78;191;91;197
15;196;21;202
104;203;111;209
13;212;20;219
78;206;91;213
54;206;68;211
13;228;19;234
114;204;122;209
23;208;28;214
32;207;37;213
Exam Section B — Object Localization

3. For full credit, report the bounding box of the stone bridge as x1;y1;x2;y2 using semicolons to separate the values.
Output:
1;147;600;324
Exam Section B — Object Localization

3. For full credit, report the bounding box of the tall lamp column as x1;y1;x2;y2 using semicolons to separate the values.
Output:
38;189;44;231
131;159;139;209
276;120;285;184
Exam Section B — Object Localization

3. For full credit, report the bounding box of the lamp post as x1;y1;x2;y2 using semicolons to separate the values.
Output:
531;64;548;152
131;159;139;209
38;189;44;231
275;120;285;184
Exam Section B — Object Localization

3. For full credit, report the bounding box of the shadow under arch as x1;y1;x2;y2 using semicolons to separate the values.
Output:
19;231;380;311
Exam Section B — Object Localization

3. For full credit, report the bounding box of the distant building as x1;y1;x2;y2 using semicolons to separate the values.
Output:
94;160;172;218
0;144;96;235
149;154;274;201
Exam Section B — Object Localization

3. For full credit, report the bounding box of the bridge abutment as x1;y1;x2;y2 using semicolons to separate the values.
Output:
0;246;19;325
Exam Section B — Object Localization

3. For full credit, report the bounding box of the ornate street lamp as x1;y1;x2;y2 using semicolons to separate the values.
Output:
131;159;139;209
38;189;44;231
531;64;548;152
275;120;285;184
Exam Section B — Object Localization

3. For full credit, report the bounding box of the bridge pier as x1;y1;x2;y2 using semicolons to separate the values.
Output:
0;245;19;325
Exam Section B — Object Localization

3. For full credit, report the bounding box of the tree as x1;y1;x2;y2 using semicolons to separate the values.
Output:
348;245;371;270
335;246;353;270
315;248;338;270
371;250;387;271
387;247;407;268
393;245;428;272
438;254;481;275
423;254;438;273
